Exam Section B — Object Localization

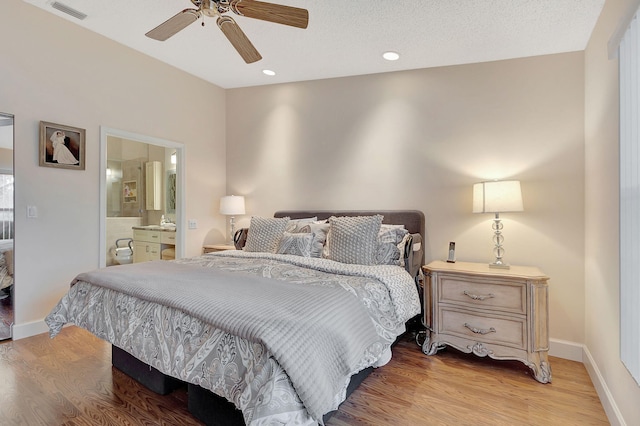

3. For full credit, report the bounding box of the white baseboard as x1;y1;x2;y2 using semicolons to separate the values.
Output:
549;337;583;361
582;346;626;426
12;319;49;340
550;338;623;425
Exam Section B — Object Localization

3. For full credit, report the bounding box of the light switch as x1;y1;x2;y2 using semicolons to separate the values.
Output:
188;219;197;229
27;205;38;218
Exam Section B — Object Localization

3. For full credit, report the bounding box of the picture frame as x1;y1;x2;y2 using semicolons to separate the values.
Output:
39;121;86;170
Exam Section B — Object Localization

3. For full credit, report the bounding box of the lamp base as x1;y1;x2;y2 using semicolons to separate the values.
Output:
489;262;511;269
227;216;237;246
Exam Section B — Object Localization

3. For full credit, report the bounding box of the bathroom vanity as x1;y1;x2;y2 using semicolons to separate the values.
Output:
132;226;176;263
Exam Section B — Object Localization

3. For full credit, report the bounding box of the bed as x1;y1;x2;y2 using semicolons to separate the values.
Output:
46;210;424;425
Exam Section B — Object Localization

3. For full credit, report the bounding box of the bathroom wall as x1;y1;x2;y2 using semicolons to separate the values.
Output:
105;138;177;266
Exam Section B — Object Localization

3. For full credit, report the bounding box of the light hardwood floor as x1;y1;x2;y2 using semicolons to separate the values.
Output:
0;326;609;425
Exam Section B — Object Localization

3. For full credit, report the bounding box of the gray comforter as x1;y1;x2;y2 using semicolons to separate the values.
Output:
46;251;421;425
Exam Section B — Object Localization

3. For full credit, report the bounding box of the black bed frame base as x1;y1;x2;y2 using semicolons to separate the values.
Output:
111;346;183;395
187;366;374;426
112;345;373;425
187;383;245;426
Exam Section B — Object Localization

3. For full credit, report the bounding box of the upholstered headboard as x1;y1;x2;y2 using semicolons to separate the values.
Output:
274;210;426;270
274;210;424;236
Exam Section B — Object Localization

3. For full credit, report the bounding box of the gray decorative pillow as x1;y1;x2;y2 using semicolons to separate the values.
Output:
244;216;290;253
276;232;314;257
325;215;383;265
376;225;410;265
298;221;329;258
285;217;317;232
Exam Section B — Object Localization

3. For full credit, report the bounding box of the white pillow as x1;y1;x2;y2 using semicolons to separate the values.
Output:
324;215;383;265
244;216;290;253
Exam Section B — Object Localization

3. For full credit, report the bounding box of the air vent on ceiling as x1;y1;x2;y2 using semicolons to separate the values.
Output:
51;2;87;20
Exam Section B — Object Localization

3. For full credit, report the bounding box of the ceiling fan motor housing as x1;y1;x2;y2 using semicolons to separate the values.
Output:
198;0;221;17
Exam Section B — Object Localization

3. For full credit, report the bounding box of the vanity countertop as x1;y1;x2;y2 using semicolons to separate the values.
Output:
132;225;176;232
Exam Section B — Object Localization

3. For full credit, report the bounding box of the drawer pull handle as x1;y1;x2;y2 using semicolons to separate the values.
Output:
463;290;494;301
464;323;496;335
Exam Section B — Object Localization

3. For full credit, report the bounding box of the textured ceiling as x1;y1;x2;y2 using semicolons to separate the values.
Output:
22;0;605;89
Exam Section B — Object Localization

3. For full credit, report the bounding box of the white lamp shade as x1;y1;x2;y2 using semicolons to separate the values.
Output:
220;195;245;215
473;180;523;213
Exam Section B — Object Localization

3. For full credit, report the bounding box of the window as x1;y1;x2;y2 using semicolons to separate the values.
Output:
620;11;640;385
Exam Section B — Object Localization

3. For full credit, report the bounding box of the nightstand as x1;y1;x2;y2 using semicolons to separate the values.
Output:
421;260;551;383
203;244;236;254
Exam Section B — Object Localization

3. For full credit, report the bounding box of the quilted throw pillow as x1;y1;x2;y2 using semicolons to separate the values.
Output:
276;232;314;257
244;216;290;253
376;225;410;266
325;215;383;265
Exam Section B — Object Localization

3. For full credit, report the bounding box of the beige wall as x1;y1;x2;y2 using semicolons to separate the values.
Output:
227;53;586;344
4;0;636;422
0;0;227;336
585;0;640;424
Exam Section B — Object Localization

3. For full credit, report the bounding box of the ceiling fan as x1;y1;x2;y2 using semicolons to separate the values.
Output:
145;0;309;64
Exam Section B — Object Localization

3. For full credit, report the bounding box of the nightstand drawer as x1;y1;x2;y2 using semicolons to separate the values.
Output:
439;307;526;350
203;244;236;253
438;275;526;315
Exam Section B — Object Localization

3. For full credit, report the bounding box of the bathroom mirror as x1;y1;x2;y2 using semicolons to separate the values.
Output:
166;170;176;214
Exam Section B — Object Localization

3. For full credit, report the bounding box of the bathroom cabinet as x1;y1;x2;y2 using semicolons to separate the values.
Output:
132;228;175;263
145;161;162;211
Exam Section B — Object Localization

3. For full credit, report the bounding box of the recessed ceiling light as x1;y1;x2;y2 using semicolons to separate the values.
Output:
383;51;400;61
263;69;276;76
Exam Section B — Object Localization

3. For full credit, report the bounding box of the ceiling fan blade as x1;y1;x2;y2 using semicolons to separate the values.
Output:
146;9;200;41
217;16;262;64
230;0;308;29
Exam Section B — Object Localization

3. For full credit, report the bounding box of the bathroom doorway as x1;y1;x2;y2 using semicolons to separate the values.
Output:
99;127;184;268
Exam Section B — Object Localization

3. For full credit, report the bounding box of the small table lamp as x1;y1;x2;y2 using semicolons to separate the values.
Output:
472;180;523;269
220;195;245;244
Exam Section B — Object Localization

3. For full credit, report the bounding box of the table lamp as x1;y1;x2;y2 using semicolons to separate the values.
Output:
220;195;245;244
472;180;523;269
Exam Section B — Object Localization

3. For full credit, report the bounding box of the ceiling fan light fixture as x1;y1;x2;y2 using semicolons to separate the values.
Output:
262;69;276;76
383;51;400;61
146;0;308;63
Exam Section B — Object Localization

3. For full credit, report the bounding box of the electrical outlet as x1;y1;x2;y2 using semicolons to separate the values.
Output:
188;219;197;229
